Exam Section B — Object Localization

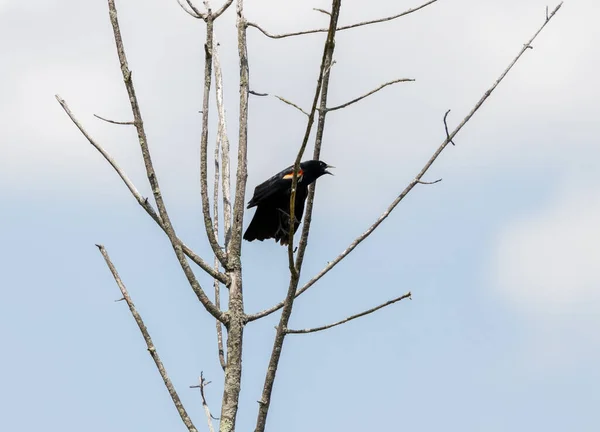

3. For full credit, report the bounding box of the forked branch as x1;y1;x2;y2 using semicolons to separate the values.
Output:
246;1;564;323
247;0;439;39
177;0;233;19
286;292;412;334
90;0;228;322
96;245;198;432
55;96;229;286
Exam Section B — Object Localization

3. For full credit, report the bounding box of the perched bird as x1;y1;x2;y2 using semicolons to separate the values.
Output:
243;160;334;245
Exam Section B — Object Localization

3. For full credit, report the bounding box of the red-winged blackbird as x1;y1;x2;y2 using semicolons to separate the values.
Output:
243;160;334;245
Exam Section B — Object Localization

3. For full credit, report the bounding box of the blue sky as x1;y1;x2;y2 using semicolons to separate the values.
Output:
1;0;599;431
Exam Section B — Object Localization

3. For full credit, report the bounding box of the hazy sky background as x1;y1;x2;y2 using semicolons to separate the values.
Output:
1;0;599;431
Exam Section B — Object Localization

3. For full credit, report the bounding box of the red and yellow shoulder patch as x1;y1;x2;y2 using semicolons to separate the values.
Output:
282;169;304;180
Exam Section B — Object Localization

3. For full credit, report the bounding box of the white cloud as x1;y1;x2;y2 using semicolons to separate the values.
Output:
490;176;600;372
492;180;600;312
2;0;599;206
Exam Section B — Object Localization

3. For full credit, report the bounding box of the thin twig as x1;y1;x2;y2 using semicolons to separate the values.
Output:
246;1;564;323
416;178;442;185
248;90;268;96
247;0;439;39
249;91;309;116
313;8;331;16
254;3;342;432
96;244;198;432
104;1;226;322
286;292;412;334
55;96;229;286
443;109;456;146
275;95;309;116
190;372;218;432
325;78;414;112
93;113;134;125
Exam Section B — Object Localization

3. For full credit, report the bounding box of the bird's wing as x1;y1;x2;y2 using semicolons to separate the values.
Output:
247;164;305;208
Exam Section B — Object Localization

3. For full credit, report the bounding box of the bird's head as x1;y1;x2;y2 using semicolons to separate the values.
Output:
299;160;334;183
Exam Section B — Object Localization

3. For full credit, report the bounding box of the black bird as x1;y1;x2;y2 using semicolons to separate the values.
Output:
243;160;334;245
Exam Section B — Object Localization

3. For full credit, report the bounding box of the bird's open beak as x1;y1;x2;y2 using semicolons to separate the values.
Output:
325;164;335;175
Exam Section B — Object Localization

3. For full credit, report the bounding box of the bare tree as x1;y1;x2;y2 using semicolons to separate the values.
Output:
56;0;563;431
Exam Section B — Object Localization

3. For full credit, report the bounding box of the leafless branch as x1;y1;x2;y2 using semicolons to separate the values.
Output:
190;372;218;432
215;1;249;430
286;292;412;334
285;0;339;272
325;78;415;112
246;1;564;323
214;260;226;371
55;96;229;286
176;0;202;18
249;91;309;116
213;0;234;19
276;95;309;116
248;90;267;96
93;113;134;125
176;0;233;20
247;0;439;39
443;109;456;146
292;9;339;283
212;39;228;372
99;0;227;322
184;0;206;18
416;178;442;185
299;0;564;295
96;244;198;432
212;118;227;372
211;63;225;372
228;0;250;261
323;59;336;77
313;8;331;16
199;17;230;267
254;3;342;431
213;40;233;252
